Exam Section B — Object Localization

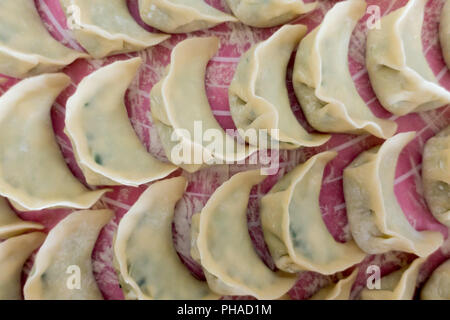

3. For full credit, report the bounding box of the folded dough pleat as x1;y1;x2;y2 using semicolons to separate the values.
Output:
422;126;450;227
0;232;46;300
0;73;108;211
261;151;365;275
114;177;217;300
138;0;237;33
421;259;450;300
360;257;425;300
65;57;177;187
441;0;450;68
191;170;298;300
0;197;43;240
229;24;330;150
310;268;359;300
344;132;444;256
0;0;87;78
24;209;113;300
366;0;450;115
58;0;169;59
293;0;397;139
225;0;317;28
150;37;256;173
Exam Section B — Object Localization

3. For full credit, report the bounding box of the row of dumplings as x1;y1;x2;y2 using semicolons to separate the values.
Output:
0;0;321;78
1;128;447;299
0;0;448;213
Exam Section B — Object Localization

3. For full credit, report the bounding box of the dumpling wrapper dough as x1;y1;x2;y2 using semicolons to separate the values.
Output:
0;232;46;300
366;0;450;115
150;37;256;173
138;0;237;33
229;24;330;150
0;197;43;239
421;259;450;300
59;0;169;59
24;209;113;300
0;0;87;78
261;151;365;274
192;170;298;299
344;132;444;256
440;0;450;68
422;125;450;227
65;57;177;187
293;0;397;139
114;176;217;300
225;0;317;28
0;73;108;211
360;258;425;300
310;268;359;300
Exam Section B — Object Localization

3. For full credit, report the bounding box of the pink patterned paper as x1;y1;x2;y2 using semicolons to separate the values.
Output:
0;0;448;300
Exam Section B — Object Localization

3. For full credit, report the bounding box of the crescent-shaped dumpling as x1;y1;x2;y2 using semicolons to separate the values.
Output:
0;0;87;78
293;0;397;139
421;259;450;300
0;197;43;239
24;209;113;300
360;258;425;300
191;170;297;299
58;0;169;59
441;0;450;68
229;25;330;150
138;0;237;33
150;37;255;173
0;232;46;300
65;58;177;187
225;0;317;28
310;268;359;300
422;126;450;227
114;176;217;300
0;73;108;211
261;152;365;275
343;132;444;257
366;0;450;116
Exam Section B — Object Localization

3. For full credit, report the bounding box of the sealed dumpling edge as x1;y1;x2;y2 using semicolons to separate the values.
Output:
138;0;237;33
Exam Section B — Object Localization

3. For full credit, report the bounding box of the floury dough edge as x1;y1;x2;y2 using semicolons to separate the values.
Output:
0;0;448;299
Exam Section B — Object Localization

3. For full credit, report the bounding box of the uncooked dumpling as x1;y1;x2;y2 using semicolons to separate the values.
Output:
229;24;330;150
114;177;217;300
0;232;46;300
59;0;169;58
360;258;425;300
422;126;450;227
225;0;317;28
0;0;87;78
366;0;450;115
150;37;255;173
65;58;177;187
0;197;43;239
0;73;108;211
421;259;450;300
293;0;397;139
344;132;444;256
139;0;237;33
441;0;450;68
191;170;298;299
261;152;365;274
24;209;113;300
310;268;359;300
